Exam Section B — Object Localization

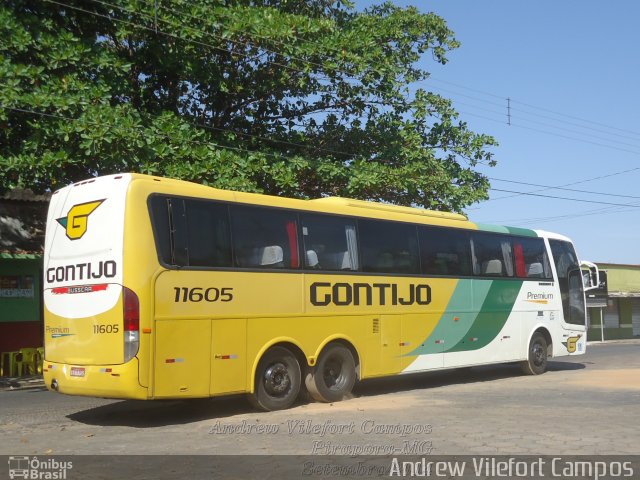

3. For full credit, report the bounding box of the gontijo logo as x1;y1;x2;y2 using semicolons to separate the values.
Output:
56;200;105;240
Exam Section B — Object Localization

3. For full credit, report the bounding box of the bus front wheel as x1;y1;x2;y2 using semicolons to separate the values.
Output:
521;333;548;375
249;346;301;411
305;343;356;403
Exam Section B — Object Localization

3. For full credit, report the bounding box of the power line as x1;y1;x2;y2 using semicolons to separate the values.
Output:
16;0;640;213
45;0;333;85
159;0;640;151
488;177;640;199
511;98;640;139
484;166;640;203
451;98;640;152
429;88;640;151
485;201;640;226
43;0;459;128
41;0;640;163
488;188;640;208
9;104;640;231
57;0;640;152
428;76;640;138
428;79;640;143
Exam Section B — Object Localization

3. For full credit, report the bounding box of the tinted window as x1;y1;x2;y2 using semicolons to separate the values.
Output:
149;196;232;267
419;226;471;276
358;220;419;274
513;237;552;279
184;200;231;267
301;214;358;271
149;196;172;264
230;206;299;269
550;239;584;325
471;232;514;277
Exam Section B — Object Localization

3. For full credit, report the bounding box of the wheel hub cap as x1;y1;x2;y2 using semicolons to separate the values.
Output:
264;363;290;396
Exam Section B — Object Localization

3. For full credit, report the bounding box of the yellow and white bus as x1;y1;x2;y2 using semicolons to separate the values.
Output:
43;173;593;410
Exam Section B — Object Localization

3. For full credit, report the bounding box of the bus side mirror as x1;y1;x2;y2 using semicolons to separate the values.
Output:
580;261;603;292
580;261;608;308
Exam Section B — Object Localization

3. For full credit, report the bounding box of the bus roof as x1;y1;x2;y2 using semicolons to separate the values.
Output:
79;173;567;239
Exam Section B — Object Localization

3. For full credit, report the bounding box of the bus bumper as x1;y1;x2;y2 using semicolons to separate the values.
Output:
43;358;148;400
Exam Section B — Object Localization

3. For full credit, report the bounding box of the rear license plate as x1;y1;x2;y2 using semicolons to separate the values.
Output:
70;367;85;377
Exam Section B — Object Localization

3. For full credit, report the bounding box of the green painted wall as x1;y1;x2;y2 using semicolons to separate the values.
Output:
587;297;638;340
597;263;640;294
0;258;42;323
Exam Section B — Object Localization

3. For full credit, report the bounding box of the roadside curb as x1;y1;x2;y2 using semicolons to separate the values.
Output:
587;338;640;346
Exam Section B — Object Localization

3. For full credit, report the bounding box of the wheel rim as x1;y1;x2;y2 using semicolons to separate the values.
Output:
323;355;347;391
263;362;291;397
532;341;545;367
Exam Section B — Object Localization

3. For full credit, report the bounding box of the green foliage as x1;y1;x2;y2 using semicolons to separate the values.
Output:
0;0;497;211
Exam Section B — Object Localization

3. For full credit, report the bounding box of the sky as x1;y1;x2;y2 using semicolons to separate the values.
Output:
354;0;640;264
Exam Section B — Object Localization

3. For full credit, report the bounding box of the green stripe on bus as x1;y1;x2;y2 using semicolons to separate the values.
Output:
475;223;510;234
445;279;523;352
406;279;492;356
505;226;538;237
475;223;538;237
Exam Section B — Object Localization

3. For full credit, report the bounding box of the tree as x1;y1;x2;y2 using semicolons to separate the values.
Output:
0;0;497;212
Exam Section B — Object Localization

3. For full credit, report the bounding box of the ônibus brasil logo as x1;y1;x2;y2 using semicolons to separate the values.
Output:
8;456;72;479
56;200;105;240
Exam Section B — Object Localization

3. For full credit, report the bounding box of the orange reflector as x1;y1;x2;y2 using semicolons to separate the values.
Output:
142;328;152;334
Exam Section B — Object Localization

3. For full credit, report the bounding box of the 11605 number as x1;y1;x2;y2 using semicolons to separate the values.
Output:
173;287;233;303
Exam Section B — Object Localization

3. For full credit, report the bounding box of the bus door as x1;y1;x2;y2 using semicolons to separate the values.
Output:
549;240;587;354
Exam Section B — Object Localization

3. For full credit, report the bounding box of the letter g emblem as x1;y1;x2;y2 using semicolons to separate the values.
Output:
56;200;105;240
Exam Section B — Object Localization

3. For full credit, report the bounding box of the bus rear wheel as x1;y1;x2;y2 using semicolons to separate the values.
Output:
521;333;548;375
305;343;356;403
249;346;301;411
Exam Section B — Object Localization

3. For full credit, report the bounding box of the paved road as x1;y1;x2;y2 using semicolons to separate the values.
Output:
1;342;639;456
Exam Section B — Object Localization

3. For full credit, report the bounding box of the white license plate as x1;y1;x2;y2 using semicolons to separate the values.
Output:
70;367;85;377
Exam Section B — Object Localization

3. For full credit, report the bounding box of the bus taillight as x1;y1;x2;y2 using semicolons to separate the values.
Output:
123;287;140;362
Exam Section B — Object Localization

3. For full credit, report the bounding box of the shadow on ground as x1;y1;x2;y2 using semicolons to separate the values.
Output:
354;360;586;399
68;394;252;428
67;360;585;428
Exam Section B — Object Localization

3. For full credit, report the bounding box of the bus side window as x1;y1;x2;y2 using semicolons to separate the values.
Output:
300;214;358;271
149;196;173;265
358;220;419;274
184;199;232;267
471;232;514;277
419;226;471;276
230;206;299;269
513;237;552;279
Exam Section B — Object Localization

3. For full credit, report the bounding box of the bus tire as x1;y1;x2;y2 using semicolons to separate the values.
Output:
305;343;356;403
249;346;301;411
521;333;548;375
